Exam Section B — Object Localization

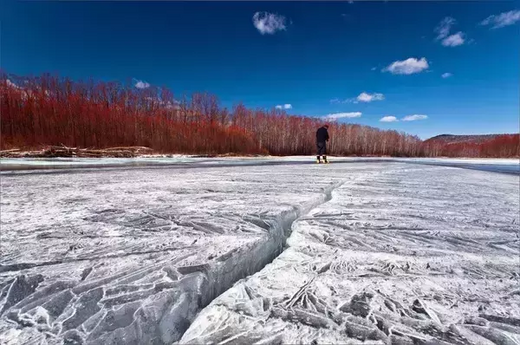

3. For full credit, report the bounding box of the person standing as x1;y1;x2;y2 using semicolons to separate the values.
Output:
316;124;329;164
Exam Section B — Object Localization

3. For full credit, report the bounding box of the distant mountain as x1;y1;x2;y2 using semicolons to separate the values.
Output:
424;134;512;145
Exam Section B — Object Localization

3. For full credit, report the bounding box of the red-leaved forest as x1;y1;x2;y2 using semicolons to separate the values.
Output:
1;73;518;158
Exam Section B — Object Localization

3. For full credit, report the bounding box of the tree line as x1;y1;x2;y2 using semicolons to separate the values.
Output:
1;73;517;158
422;134;518;158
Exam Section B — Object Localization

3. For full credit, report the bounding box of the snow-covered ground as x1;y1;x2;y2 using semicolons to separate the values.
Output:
0;159;518;344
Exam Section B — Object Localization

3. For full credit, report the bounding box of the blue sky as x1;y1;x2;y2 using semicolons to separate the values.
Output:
1;1;519;139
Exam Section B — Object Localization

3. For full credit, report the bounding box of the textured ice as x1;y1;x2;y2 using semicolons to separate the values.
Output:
1;160;519;344
0;163;342;344
400;158;519;166
2;156;517;175
398;158;519;175
180;164;520;345
0;156;382;173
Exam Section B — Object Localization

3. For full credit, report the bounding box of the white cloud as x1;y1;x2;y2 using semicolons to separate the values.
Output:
357;92;385;103
442;32;465;47
402;114;428;121
134;80;150;89
435;17;456;40
323;112;362;120
371;67;377;71
275;104;292;110
253;12;286;35
331;92;384;104
380;116;398;123
435;17;466;47
383;57;429;75
441;72;453;78
481;10;520;29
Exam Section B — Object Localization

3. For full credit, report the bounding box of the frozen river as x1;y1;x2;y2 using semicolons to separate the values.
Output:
1;156;518;175
0;158;518;344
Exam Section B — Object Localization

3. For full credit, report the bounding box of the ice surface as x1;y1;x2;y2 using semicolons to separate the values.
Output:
1;159;518;344
180;164;520;345
396;158;519;175
0;163;343;344
0;156;379;172
2;156;518;175
400;158;519;166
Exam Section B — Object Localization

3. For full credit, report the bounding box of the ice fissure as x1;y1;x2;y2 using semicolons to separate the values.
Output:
179;165;520;345
156;182;343;343
0;167;345;345
2;161;518;345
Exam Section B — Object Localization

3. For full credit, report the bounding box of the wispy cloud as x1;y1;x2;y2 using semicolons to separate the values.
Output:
383;57;429;75
330;98;357;104
371;67;377;71
275;104;292;110
481;10;520;29
442;32;465;47
331;92;384;104
441;72;453;78
356;92;384;103
253;12;286;35
134;80;151;89
380;116;398;123
402;114;428;121
435;17;466;47
323;112;362;120
435;17;456;40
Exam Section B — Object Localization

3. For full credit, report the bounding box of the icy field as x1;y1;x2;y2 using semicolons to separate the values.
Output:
0;159;519;344
1;156;518;175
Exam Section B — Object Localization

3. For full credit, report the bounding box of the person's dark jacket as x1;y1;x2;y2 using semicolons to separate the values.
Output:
316;127;329;143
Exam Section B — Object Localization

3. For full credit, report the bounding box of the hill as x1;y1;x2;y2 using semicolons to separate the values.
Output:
424;134;511;145
423;133;519;157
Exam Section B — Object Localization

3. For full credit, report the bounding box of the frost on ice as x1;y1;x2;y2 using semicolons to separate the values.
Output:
0;160;519;344
0;163;340;344
180;164;520;345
